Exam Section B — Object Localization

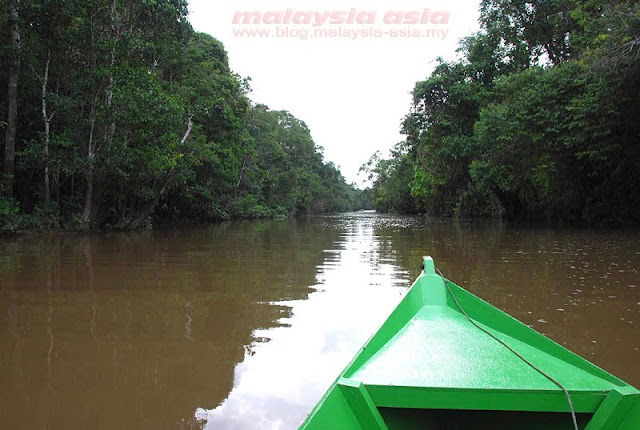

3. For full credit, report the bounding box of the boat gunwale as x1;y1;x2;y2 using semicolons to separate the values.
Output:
299;256;640;429
363;382;610;413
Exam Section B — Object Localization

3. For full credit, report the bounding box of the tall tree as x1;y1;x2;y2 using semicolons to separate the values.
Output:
3;0;20;198
402;37;499;216
368;0;639;223
0;1;360;232
480;0;576;66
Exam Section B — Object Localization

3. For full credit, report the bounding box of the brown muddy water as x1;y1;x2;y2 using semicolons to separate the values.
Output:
0;212;638;429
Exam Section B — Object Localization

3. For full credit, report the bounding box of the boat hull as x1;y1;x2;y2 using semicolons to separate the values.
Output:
300;257;640;429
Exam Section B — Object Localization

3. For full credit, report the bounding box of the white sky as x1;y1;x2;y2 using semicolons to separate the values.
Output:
188;0;480;186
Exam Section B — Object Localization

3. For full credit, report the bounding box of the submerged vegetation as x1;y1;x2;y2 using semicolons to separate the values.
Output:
0;0;364;233
363;0;640;224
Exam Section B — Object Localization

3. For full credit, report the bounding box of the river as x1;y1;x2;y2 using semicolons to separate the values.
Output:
0;212;638;429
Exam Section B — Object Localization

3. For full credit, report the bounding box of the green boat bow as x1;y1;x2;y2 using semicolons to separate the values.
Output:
300;257;640;429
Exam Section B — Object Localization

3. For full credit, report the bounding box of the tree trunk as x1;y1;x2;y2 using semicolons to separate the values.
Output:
83;0;118;229
121;117;193;231
41;51;52;204
123;172;175;231
235;159;246;196
491;186;525;221
81;102;97;230
3;0;21;199
82;167;93;228
104;0;118;147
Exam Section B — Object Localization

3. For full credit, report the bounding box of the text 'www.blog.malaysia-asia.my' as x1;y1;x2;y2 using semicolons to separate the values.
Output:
231;9;451;41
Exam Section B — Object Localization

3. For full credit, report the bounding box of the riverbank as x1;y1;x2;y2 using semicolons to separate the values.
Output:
0;201;370;235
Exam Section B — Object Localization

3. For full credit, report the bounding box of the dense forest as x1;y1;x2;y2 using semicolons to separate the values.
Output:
363;0;640;224
0;0;363;232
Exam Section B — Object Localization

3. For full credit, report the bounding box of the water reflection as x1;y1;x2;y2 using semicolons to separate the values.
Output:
0;220;341;429
197;215;640;429
0;214;638;430
197;213;410;429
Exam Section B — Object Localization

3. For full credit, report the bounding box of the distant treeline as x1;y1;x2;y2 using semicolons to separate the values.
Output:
0;0;366;232
363;0;640;224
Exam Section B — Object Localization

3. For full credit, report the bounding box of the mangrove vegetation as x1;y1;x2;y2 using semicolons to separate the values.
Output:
0;0;363;232
363;0;640;224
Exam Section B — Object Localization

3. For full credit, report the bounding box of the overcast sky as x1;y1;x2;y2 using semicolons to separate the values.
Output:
188;0;480;186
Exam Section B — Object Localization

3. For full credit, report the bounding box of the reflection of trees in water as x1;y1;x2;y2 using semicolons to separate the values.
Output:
0;218;341;430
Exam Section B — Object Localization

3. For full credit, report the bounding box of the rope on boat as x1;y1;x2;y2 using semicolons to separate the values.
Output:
435;268;580;430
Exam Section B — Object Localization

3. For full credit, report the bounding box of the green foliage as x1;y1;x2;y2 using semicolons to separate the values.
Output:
473;64;585;219
360;145;417;214
369;0;640;224
480;0;576;66
399;49;497;217
571;0;640;67
0;199;61;233
27;202;61;230
1;1;361;230
0;197;21;233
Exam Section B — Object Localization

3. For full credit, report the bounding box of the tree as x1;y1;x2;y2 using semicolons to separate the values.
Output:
366;0;639;223
480;0;576;66
0;1;360;232
472;64;583;220
360;145;417;214
572;0;640;67
2;0;20;198
401;36;500;217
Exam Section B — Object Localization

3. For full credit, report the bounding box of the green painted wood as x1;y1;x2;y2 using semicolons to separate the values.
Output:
299;257;640;429
444;281;629;388
350;306;614;392
366;385;605;412
585;387;640;430
422;256;436;275
337;378;388;430
378;408;595;430
302;387;362;430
